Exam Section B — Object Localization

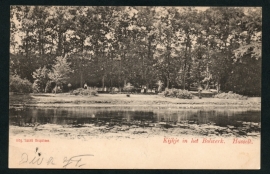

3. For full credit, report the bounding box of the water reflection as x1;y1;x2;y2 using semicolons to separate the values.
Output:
9;107;260;128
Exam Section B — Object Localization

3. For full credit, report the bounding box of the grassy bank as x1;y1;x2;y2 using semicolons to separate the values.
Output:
9;93;261;110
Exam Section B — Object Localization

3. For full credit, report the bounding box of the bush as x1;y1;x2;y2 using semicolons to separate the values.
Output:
32;66;50;93
164;88;193;99
32;80;42;93
9;75;32;93
52;86;63;93
123;83;134;92
214;92;248;100
45;81;56;93
71;88;98;96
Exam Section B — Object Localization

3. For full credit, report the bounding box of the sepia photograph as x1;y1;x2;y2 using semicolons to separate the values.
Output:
9;6;261;169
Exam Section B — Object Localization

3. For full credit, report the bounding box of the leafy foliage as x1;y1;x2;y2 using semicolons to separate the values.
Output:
32;66;50;92
48;56;73;85
9;75;32;93
123;83;134;92
71;88;98;96
10;6;261;96
52;86;63;93
164;88;193;99
214;92;248;100
45;81;56;93
32;80;42;93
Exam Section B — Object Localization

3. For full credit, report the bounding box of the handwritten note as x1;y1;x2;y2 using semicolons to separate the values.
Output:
19;147;94;168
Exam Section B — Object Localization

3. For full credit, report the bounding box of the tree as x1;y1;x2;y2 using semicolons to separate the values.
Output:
233;7;261;61
202;7;245;92
10;74;32;93
171;7;198;90
126;7;159;89
10;6;262;96
48;56;73;93
154;7;180;89
228;7;261;95
32;66;50;92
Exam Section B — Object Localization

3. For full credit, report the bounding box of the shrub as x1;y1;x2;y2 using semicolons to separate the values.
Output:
45;81;56;93
32;80;42;93
177;90;194;99
9;75;32;93
214;92;248;100
32;66;50;92
71;88;98;96
52;86;62;93
164;88;193;99
164;88;170;96
123;83;134;92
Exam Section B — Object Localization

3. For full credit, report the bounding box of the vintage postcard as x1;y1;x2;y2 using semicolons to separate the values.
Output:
9;6;261;169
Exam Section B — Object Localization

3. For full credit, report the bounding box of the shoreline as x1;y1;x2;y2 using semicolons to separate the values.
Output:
9;104;261;110
9;121;261;140
9;93;261;169
9;93;261;110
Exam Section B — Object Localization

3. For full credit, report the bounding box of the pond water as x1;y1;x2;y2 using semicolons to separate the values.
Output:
9;107;261;128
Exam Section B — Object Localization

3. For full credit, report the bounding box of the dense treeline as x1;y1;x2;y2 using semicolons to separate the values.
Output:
10;6;261;95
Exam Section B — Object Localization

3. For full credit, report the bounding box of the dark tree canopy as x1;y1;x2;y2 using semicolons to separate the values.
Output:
10;6;261;96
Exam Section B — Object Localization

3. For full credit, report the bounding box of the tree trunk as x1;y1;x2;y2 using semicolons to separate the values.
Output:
102;75;105;90
110;77;112;91
38;30;42;57
183;38;189;90
183;61;186;90
80;58;83;88
186;64;191;90
142;54;145;87
166;45;171;89
166;73;169;89
54;85;57;94
50;37;53;55
57;32;63;56
205;81;209;90
110;53;113;90
80;39;84;88
41;27;44;56
118;58;121;91
216;82;220;93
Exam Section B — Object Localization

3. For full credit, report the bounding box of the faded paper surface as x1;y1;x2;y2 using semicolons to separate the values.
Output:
9;129;260;169
9;6;261;169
